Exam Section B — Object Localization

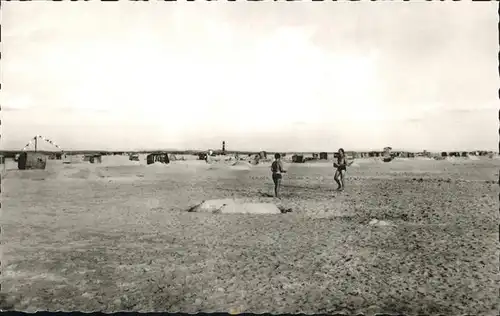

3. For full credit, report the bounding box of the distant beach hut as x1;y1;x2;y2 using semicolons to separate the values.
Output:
129;154;140;161
0;155;4;164
147;153;170;165
62;154;81;164
18;152;47;170
62;154;70;164
292;154;304;163
83;154;102;163
89;154;102;164
319;152;328;160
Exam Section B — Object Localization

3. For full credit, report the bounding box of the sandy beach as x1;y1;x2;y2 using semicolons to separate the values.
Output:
1;156;498;314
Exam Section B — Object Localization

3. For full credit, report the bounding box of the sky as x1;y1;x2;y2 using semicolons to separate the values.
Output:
1;2;498;152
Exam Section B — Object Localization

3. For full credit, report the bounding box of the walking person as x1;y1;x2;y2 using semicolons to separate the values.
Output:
334;148;347;191
271;153;287;198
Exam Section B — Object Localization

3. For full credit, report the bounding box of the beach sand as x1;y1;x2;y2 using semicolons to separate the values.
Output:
1;156;498;314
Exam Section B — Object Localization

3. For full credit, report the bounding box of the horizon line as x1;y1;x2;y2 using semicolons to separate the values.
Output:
1;148;496;154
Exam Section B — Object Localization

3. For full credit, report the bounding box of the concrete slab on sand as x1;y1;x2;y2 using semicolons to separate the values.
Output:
190;199;282;214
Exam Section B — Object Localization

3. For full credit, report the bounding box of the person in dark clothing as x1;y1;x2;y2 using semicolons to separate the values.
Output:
333;148;347;191
271;153;287;198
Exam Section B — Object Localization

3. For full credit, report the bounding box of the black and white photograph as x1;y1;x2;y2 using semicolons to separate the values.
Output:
1;1;498;315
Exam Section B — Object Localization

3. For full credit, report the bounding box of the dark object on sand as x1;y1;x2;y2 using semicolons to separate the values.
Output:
319;152;328;160
89;155;102;164
129;154;140;161
84;154;102;164
18;152;47;170
292;154;304;163
383;157;393;163
147;153;170;165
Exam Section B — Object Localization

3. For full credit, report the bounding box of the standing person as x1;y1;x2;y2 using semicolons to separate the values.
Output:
334;148;347;191
271;153;287;198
